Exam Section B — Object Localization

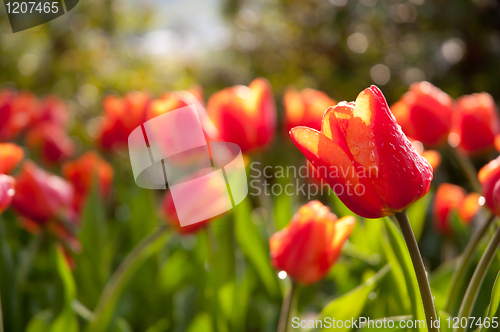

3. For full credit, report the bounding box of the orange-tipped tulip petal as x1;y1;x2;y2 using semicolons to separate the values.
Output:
207;78;276;153
63;152;114;212
391;82;453;147
452;93;500;154
283;87;336;132
291;86;433;218
270;201;354;285
0;143;24;174
433;183;466;234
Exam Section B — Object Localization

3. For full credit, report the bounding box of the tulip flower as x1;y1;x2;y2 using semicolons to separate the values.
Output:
391;81;454;147
283;87;336;133
452;92;500;154
433;183;467;234
269;201;354;284
26;123;75;164
0;143;24;174
290;85;433;219
97;91;150;150
0;174;15;214
479;156;500;215
12;161;74;226
207;78;276;153
63;152;114;212
35;95;70;128
0;90;40;140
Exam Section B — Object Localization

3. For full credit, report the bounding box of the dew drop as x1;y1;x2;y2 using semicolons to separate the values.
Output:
350;145;361;156
369;151;376;162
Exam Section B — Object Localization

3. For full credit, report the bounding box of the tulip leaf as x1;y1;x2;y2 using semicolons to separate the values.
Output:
314;264;390;332
480;270;500;332
233;198;280;300
383;218;426;332
186;312;213;332
406;191;432;242
329;191;353;218
49;246;78;332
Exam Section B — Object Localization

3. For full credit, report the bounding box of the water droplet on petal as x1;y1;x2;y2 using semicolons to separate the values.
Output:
369;151;376;162
350;145;361;156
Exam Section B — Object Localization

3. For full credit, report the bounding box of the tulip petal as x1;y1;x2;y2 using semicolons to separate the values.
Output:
329;215;355;264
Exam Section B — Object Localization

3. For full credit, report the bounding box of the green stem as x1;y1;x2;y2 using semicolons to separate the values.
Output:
278;281;299;332
455;225;500;332
445;213;496;314
89;225;168;332
395;211;439;332
447;145;482;193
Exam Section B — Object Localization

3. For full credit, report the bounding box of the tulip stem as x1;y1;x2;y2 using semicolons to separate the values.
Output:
445;213;496;314
395;211;439;332
455;224;500;332
278;281;299;332
89;224;168;332
447;145;482;193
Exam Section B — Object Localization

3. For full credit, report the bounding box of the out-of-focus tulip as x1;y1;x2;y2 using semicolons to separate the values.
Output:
306;160;327;187
0;143;24;174
479;156;500;215
391;82;454;147
207;78;276;153
433;183;466;234
459;192;482;224
25;123;75;164
269;201;355;284
421;150;442;172
12;161;74;225
0;90;40;140
35;95;70;127
452;93;500;154
291;86;433;219
97;91;150;150
0;174;15;214
283;87;336;132
63;152;114;212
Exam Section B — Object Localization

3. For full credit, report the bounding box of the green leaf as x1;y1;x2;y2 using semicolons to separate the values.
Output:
383;218;426;332
329;191;353;218
186;313;213;332
273;176;294;231
358;315;411;332
233;198;280;300
407;191;432;242
50;246;78;332
480;270;500;332
314;264;390;332
26;310;52;332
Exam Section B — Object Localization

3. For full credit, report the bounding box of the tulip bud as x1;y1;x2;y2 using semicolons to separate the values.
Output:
207;78;276;153
433;183;466;235
0;143;24;174
270;201;355;284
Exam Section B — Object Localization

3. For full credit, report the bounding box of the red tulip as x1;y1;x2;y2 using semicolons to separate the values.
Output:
391;82;454;147
0;143;24;174
207;78;276;153
12;161;74;226
35;95;70;127
290;86;433;219
283;87;336;132
63;152;114;212
479;156;500;215
433;183;466;234
270;201;355;284
452;93;500;154
25;123;75;164
0;174;15;214
97;91;151;150
421;150;442;172
0;90;40;140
